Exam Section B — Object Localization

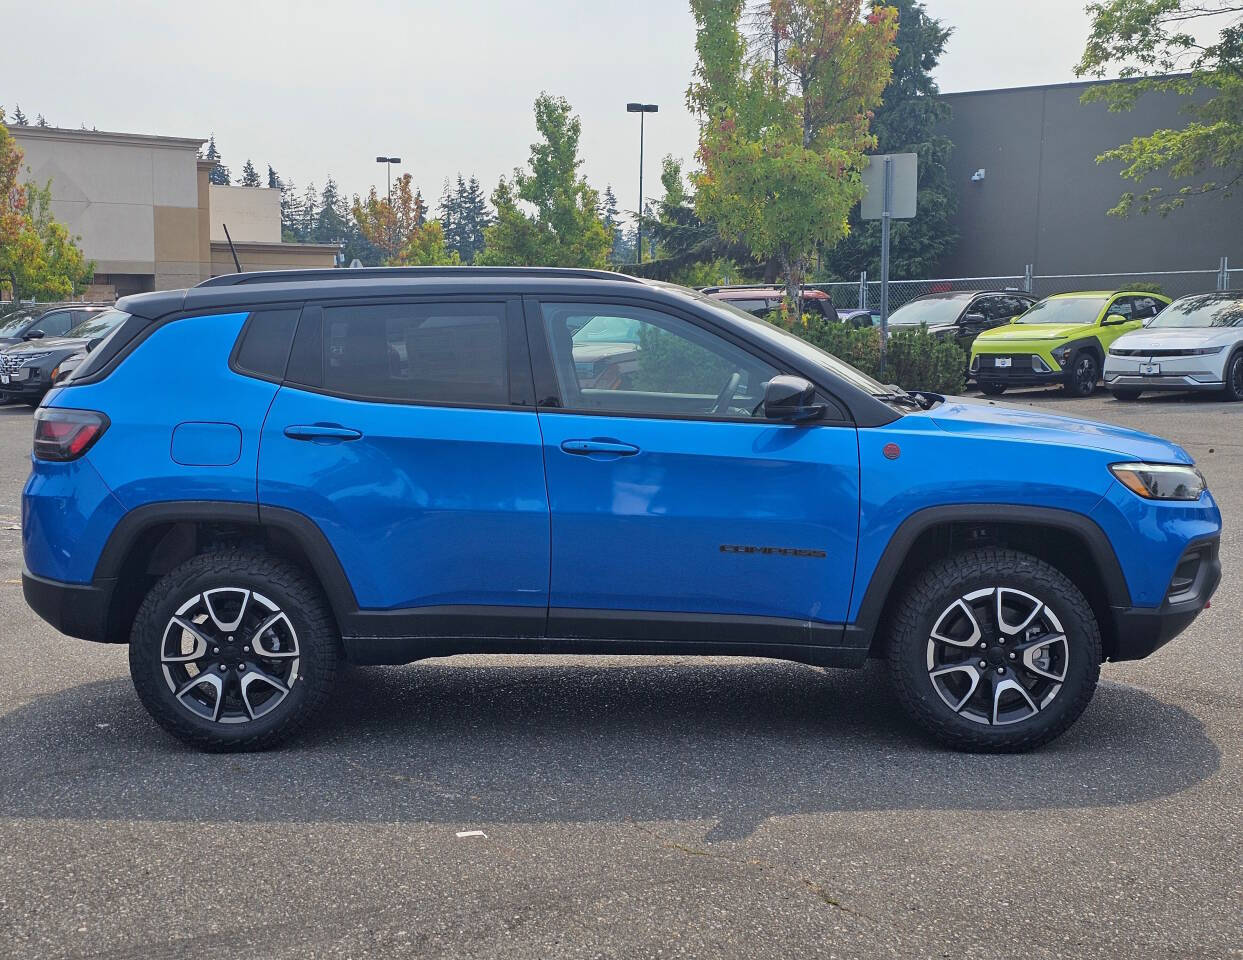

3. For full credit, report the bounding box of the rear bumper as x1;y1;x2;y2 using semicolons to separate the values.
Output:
1105;537;1221;661
22;568;116;643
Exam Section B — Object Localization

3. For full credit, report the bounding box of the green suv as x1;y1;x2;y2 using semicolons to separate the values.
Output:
970;291;1170;397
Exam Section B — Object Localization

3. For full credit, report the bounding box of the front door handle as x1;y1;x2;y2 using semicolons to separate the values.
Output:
284;424;363;443
560;439;640;457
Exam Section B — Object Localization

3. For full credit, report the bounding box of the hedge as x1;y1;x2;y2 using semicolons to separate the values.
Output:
779;314;968;395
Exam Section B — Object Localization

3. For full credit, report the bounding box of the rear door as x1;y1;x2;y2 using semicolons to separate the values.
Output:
529;296;860;646
258;298;549;637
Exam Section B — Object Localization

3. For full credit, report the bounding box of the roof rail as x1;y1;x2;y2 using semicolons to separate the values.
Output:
196;266;645;288
699;283;824;295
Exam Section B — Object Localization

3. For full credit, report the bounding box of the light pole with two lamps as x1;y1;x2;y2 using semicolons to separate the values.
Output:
625;103;657;264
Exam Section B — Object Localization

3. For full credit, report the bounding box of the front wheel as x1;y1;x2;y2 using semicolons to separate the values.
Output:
978;382;1006;397
129;552;340;751
1223;350;1243;402
1111;388;1142;401
1064;352;1099;397
885;548;1101;752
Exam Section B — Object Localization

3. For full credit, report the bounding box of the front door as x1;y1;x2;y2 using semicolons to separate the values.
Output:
529;297;860;646
258;299;549;638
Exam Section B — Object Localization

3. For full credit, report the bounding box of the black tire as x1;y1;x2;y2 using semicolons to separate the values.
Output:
1223;349;1243;402
1111;388;1142;401
1063;351;1099;397
978;382;1007;397
129;552;340;751
885;548;1101;753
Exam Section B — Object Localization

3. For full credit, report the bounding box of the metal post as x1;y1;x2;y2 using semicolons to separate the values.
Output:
1219;256;1229;291
637;110;645;264
859;271;867;310
879;156;893;372
1024;263;1033;294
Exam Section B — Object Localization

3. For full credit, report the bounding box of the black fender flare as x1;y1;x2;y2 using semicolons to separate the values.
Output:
845;503;1132;646
93;500;359;626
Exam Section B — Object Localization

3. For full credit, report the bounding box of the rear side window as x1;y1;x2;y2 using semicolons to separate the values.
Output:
233;309;300;381
318;302;509;405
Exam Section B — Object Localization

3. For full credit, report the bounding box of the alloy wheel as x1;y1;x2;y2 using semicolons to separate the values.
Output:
160;588;301;724
926;587;1069;726
1231;353;1243;399
1074;355;1097;394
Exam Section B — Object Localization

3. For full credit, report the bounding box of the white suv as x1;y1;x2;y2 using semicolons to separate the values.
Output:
1104;292;1243;401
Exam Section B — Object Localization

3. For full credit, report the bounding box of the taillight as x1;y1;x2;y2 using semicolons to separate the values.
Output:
32;408;109;461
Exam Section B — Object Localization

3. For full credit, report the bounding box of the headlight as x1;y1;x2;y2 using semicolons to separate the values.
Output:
1110;462;1206;501
1052;345;1072;366
1182;346;1225;356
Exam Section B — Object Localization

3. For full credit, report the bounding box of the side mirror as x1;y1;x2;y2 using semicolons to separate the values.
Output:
86;337;104;353
23;329;44;340
763;375;825;422
1102;313;1129;326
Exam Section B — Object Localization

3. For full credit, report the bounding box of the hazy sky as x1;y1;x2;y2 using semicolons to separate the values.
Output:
9;0;1105;222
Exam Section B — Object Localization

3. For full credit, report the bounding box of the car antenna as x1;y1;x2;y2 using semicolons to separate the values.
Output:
222;223;242;273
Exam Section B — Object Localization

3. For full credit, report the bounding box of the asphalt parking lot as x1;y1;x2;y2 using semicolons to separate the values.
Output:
0;388;1239;960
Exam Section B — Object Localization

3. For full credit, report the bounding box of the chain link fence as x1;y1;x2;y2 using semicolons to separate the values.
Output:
816;259;1237;312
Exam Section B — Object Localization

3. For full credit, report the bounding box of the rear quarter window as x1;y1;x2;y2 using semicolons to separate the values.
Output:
232;309;301;381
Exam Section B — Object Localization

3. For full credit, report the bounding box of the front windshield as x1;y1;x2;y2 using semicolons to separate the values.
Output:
1014;296;1107;325
1147;294;1243;329
0;312;37;337
665;284;891;397
887;296;968;326
66;309;126;339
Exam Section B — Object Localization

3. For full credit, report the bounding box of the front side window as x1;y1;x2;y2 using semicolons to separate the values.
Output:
40;311;76;335
66;309;128;340
541;302;780;419
322;302;508;405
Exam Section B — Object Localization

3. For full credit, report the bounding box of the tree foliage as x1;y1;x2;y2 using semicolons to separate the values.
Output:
204;135;230;186
439;174;491;263
1076;0;1243;215
823;0;957;279
238;158;262;187
392;219;462;266
477;93;611;268
689;0;898;312
351;173;428;264
0;123;92;300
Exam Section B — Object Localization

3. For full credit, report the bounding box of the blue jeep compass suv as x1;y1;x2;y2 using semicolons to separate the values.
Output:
21;268;1222;752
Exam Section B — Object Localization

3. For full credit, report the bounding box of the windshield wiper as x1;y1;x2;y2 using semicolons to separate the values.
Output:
874;385;938;411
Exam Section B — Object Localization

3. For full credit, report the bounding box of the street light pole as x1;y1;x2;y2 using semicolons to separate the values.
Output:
376;155;402;260
626;103;658;264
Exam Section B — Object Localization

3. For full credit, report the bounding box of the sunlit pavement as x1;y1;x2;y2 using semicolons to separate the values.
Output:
0;390;1238;959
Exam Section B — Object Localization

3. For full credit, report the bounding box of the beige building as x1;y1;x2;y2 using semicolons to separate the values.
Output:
10;126;338;299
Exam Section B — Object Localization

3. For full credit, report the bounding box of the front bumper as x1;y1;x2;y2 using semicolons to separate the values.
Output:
1104;355;1225;393
1104;372;1223;393
23;567;117;643
1105;537;1221;661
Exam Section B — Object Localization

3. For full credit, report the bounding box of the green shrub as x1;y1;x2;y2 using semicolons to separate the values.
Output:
771;314;966;395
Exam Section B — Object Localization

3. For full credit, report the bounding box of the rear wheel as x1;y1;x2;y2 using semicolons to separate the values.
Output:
129;552;340;751
1064;352;1099;397
1223;350;1243;402
885;548;1101;752
979;382;1006;397
1111;388;1142;401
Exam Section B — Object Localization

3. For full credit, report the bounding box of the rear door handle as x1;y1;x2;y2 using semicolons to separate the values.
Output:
284;424;363;443
560;439;640;457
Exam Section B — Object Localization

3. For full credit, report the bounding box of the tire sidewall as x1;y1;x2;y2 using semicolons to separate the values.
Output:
1225;349;1243;402
1065;350;1098;397
129;556;334;748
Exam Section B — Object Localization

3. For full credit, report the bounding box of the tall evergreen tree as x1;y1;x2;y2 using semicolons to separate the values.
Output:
267;165;280;190
300;182;319;243
439;177;462;257
315;177;351;243
822;0;957;280
238;159;262;187
11;106;27;126
34;114;50;128
459;175;491;263
280;180;304;242
204;135;231;186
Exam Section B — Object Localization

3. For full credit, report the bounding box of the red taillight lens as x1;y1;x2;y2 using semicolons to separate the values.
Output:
32;408;109;461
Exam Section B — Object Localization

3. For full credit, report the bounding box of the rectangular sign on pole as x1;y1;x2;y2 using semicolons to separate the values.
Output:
860;153;917;221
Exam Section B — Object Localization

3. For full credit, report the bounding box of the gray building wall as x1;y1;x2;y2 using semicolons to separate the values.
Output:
937;79;1241;277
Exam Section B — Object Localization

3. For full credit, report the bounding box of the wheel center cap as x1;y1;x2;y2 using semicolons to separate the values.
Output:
986;646;1007;667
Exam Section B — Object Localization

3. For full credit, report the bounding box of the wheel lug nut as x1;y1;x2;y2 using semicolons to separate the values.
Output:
218;664;227;672
238;663;246;671
212;647;219;654
998;638;1006;645
978;660;987;668
996;667;1005;675
1009;652;1016;660
243;646;250;653
979;642;987;649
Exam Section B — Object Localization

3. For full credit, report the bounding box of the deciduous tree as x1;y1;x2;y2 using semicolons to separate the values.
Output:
690;0;898;314
1077;0;1243;215
351;173;429;263
477;93;611;268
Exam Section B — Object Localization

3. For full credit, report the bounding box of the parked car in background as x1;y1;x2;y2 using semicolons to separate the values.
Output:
0;304;112;348
21;267;1221;754
836;307;879;328
1104;292;1243;401
886;290;1037;350
970;291;1170;397
0;308;127;405
701;285;839;321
